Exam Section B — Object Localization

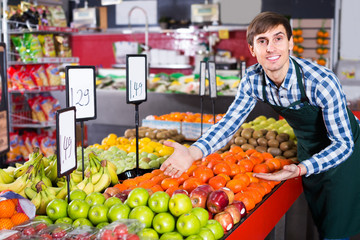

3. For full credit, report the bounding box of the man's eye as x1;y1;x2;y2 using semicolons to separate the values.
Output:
258;39;267;44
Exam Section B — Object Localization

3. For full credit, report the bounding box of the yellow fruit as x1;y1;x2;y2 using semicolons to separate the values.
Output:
117;137;129;144
141;146;154;153
108;133;117;140
141;137;151;143
127;146;136;152
106;137;117;146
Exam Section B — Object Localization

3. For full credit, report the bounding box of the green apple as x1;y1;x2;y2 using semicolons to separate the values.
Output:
72;218;93;228
67;199;90;220
138;228;159;240
46;199;68;221
152;212;175;234
147;153;158;161
96;222;110;229
139;161;150;169
129;206;154;228
191;207;210;227
69;189;87;201
148;191;170;213
88;204;109;225
34;215;53;225
125;188;150;208
104;196;123;209
149;160;160;169
198;227;215;240
107;203;131;222
205;219;224;240
186;235;203;240
176;213;201;237
54;217;73;225
85;192;106;206
169;193;192;217
159;232;183;240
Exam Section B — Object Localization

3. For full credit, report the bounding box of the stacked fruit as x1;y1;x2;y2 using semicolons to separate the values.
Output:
124;127;186;143
150;112;224;124
316;28;330;66
0;199;30;230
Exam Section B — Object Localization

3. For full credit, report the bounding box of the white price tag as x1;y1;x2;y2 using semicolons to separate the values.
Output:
208;61;217;99
126;55;147;103
199;61;206;96
56;107;77;177
66;66;96;121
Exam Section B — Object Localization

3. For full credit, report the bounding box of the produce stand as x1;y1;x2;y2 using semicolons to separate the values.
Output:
225;177;303;239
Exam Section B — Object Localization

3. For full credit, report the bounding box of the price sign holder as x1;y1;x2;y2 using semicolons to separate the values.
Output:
0;43;9;165
199;61;207;135
126;54;147;177
208;61;217;124
56;107;77;203
66;66;96;180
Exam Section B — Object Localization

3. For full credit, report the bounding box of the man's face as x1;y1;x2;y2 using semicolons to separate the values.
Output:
248;25;294;80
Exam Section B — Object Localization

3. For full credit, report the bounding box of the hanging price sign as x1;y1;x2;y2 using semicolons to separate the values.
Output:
56;107;77;177
126;55;147;104
66;66;96;121
199;61;207;96
208;61;217;99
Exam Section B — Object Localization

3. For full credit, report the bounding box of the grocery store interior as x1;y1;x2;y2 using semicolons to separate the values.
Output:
1;0;360;239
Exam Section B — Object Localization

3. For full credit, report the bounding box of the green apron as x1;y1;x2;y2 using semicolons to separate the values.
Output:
261;60;360;238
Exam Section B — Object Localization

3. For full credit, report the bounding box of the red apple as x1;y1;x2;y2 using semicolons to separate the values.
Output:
146;188;154;196
231;200;247;219
214;211;234;232
103;192;111;199
208;210;213;219
196;184;214;195
224;205;241;224
172;189;189;196
105;187;121;197
190;188;209;208
206;190;229;214
219;187;234;204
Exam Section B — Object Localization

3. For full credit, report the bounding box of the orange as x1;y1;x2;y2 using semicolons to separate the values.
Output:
249;156;262;165
114;183;128;191
208;176;227;190
161;178;179;190
150;184;164;193
217;173;231;182
186;165;198;176
259;181;273;194
246;172;259;183
253;163;271;173
138;179;156;189
233;173;250;187
262;152;274;161
206;159;223;169
122;179;138;188
226;179;247;193
248;182;267;196
175;172;189;185
0;218;14;230
204;153;223;163
220;152;233;159
193;166;214;183
0;200;16;218
229;145;243;154
11;212;29;226
244;189;262;204
250;152;264;163
265;162;275;172
265;158;282;171
229;163;242;177
238;159;254;172
280;159;294;168
245;149;256;156
182;177;203;193
234;152;248;161
151;174;169;185
165;186;180;197
224;155;237;165
152;169;164;176
234;192;256;211
213;163;231;176
142;173;155;180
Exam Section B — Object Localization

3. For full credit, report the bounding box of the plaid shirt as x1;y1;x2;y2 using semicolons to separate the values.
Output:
193;56;359;176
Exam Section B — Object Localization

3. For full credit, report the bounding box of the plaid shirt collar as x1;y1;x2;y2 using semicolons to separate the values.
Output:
262;57;297;91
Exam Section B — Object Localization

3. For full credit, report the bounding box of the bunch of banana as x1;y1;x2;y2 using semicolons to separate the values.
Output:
0;168;15;184
89;152;118;186
27;181;57;215
0;165;34;198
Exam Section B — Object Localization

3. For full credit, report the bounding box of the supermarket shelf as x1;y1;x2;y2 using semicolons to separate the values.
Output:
150;64;193;69
8;57;79;65
225;177;303;240
9;85;66;93
11;122;56;128
8;26;79;34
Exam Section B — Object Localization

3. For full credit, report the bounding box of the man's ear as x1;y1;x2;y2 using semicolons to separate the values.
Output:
289;36;294;51
248;44;255;57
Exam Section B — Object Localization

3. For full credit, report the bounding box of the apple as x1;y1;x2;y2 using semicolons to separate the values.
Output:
68;199;90;220
172;189;189;196
100;229;116;240
196;185;214;195
69;189;87;201
127;233;140;240
214;211;233;232
22;226;36;236
126;188;150;208
4;232;21;240
85;192;106;206
159;232;183;240
34;215;53;225
104;196;123;209
129;205;154;228
51;227;67;238
96;222;110;229
190;187;209;208
169;193;193;217
103;192;112;200
205;219;224;240
191;207;210;227
115;192;129;203
105;187;121;197
198;227;216;240
46;199;68;221
206;190;229;214
88;204;109;225
72;218;93;228
185;235;203;240
219;187;234;204
148;191;170;213
224;205;241;224
231;200;247;219
138;228;159;240
39;233;52;240
152;212;175;234
55;217;73;225
107;203;131;222
176;213;201;237
113;223;128;237
34;222;48;232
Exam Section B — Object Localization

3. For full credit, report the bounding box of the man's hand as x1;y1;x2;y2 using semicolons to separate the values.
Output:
252;163;306;181
160;141;203;178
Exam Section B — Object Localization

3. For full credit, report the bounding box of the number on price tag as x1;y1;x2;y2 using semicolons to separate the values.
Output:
66;66;96;121
126;55;147;104
56;107;77;177
208;61;217;99
199;61;207;96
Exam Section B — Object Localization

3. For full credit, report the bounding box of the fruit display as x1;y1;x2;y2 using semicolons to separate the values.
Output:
147;112;224;124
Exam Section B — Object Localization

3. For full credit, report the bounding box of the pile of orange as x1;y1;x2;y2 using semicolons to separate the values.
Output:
152;112;225;124
0;198;29;230
114;146;295;213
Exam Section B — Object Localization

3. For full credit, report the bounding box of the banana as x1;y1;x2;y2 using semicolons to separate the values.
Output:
89;152;102;171
25;187;37;200
104;161;119;186
91;167;104;185
107;160;118;173
70;179;78;191
76;177;88;191
39;161;52;187
37;191;49;215
3;166;16;177
83;177;94;195
93;161;111;193
0;168;15;184
47;186;62;196
46;159;58;183
88;155;98;175
44;187;56;203
0;167;33;193
71;171;83;184
55;185;68;199
31;192;42;212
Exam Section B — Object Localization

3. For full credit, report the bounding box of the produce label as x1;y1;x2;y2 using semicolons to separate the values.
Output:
208;61;217;99
199;61;206;96
126;55;147;104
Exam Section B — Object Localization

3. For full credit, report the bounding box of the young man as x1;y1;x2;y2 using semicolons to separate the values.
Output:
160;12;360;239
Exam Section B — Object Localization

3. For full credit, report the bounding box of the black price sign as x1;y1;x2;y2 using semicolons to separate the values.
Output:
56;107;77;177
208;61;217;99
126;55;147;104
66;66;96;121
199;61;207;96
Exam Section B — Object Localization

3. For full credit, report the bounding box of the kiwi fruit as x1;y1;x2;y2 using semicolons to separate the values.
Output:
279;141;294;151
276;133;290;143
235;136;247;146
241;143;255;151
260;129;268;136
267;147;282;157
267;139;280;148
275;155;286;159
257;137;268;147
145;131;156;139
241;128;254;140
255;146;267;153
139;130;146;138
124;129;135;138
252;130;263;139
156;132;167;139
248;138;258;147
283;149;297;158
265;130;278;140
